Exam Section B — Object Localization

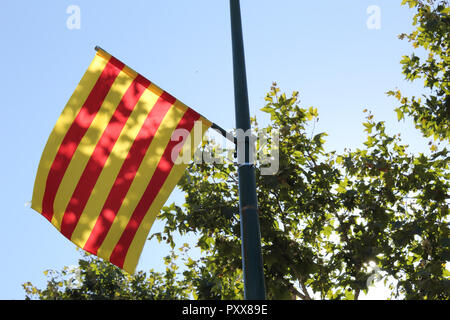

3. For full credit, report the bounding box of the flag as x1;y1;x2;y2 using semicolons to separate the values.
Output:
31;48;211;273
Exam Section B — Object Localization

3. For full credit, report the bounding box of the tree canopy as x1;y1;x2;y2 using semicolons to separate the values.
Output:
388;0;449;142
24;0;449;300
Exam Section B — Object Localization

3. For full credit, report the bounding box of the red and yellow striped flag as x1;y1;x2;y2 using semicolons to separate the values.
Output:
31;48;211;273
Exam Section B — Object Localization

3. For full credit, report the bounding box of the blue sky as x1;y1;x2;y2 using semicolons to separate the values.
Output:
0;0;431;299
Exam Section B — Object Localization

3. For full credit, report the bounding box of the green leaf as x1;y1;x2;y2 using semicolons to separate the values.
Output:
395;108;404;121
260;105;274;115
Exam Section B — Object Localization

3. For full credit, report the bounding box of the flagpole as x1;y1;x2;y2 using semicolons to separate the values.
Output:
229;0;266;300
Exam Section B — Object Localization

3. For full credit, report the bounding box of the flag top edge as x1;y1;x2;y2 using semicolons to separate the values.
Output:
95;47;212;128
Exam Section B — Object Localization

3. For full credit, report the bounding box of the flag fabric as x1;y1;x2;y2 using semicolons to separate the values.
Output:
31;48;211;273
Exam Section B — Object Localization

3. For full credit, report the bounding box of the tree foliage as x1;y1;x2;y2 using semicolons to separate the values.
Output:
155;83;449;300
24;0;449;300
388;0;449;142
23;250;192;300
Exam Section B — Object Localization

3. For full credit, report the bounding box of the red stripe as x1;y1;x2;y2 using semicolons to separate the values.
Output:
109;108;200;268
41;57;124;222
82;92;176;254
59;75;151;239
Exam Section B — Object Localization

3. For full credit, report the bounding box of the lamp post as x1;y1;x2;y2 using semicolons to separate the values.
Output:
229;0;266;300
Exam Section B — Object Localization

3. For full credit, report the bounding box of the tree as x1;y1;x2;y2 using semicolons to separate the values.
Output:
157;84;448;300
24;0;449;300
23;249;192;300
388;0;449;142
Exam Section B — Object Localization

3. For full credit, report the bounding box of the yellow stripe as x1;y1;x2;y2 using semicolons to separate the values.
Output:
97;104;187;260
70;85;162;248
123;120;211;273
173;99;212;128
96;47;213;127
31;54;110;214
50;70;137;230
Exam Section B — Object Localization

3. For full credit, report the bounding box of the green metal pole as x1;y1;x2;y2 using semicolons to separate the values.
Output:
229;0;266;300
